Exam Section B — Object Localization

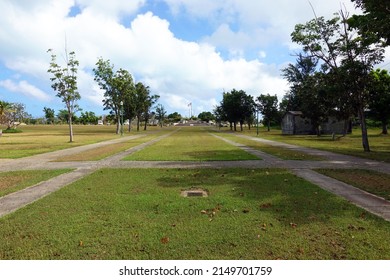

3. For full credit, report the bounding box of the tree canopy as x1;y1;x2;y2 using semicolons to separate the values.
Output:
47;49;80;142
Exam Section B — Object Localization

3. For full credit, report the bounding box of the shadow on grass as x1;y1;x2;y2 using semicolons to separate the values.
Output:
155;168;362;226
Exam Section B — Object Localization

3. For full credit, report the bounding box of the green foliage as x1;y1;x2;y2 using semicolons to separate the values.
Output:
43;107;55;124
47;49;81;142
79;111;99;125
257;94;279;131
155;104;166;127
289;10;386;150
93;58;135;134
367;69;390;134
198;111;215;122
217;89;256;131
350;0;390;45
167;112;182;122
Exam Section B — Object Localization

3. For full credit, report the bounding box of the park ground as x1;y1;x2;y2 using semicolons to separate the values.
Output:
0;125;389;260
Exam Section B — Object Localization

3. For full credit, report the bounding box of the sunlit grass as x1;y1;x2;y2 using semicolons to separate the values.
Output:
316;169;390;201
0;169;73;197
0;125;165;159
124;127;260;161
218;127;390;162
1;168;390;260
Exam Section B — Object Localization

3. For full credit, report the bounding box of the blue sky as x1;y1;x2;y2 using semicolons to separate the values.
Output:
0;0;386;119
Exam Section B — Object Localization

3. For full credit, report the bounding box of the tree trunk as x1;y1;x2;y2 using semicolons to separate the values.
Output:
358;107;370;152
128;122;131;132
240;121;243;131
267;120;270;132
116;115;120;135
68;114;74;143
144;118;148;131
136;116;140;131
382;121;388;135
233;122;237;131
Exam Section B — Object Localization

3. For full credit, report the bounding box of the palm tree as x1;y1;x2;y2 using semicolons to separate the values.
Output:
0;101;14;129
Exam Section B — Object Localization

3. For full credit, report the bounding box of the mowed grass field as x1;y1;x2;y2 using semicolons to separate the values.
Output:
0;125;165;159
225;126;390;163
1;168;390;260
1;125;390;260
124;127;259;161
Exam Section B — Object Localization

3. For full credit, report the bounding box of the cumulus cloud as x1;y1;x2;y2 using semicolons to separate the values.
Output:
0;79;52;102
0;0;366;117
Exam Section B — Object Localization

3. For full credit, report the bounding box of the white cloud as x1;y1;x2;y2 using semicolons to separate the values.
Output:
0;79;52;102
0;0;368;117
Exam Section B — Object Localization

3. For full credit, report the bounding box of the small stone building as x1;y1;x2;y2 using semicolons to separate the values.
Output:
281;111;351;135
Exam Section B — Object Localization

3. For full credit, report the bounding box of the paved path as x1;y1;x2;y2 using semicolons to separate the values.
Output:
1;129;389;221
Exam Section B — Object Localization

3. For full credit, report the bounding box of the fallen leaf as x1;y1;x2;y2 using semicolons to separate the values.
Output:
200;210;207;214
79;240;83;247
260;203;272;209
290;222;297;228
160;237;170;244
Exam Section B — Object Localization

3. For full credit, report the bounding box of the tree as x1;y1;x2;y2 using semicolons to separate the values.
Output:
257;94;279;132
368;69;390;134
93;58;135;134
133;82;159;131
143;94;159;130
198;111;214;122
219;89;255;131
47;49;81;142
155;104;167;127
79;111;99;125
291;10;385;151
0;101;14;129
168;112;182;122
134;82;148;132
43;107;55;124
350;0;390;45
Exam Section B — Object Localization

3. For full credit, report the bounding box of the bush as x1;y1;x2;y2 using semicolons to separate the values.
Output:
3;128;23;133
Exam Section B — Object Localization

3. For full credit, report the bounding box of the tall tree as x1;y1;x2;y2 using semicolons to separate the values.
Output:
47;49;81;142
143;93;159;130
155;104;166;127
368;69;390;134
257;94;279;132
0;101;14;129
291;10;385;151
134;82;149;132
350;0;390;45
43;107;55;124
93;58;134;134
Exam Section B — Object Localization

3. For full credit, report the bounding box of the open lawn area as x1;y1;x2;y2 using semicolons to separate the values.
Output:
0;169;72;197
0;125;162;159
124;127;259;161
1;168;390;260
222;127;390;163
213;131;325;161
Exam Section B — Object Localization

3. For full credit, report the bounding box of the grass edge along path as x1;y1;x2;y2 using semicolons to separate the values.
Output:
212;132;325;161
0;169;73;197
1;168;390;260
316;169;390;201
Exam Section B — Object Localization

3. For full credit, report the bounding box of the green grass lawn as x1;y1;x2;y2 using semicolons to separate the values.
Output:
124;127;260;161
1;168;390;260
221;127;390;162
0;125;163;159
0;169;73;197
214;132;325;160
316;169;390;201
54;134;161;161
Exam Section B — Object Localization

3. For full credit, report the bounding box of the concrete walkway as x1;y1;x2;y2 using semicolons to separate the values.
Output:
1;129;389;221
